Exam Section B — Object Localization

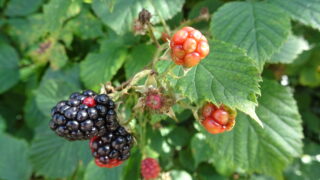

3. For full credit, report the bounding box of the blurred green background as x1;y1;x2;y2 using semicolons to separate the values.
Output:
0;0;320;180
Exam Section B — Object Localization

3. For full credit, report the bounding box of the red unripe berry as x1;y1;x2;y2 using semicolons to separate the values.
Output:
170;26;209;68
145;94;162;110
213;109;229;125
201;103;236;134
141;158;161;180
95;158;123;168
83;97;96;107
202;117;225;134
202;103;216;118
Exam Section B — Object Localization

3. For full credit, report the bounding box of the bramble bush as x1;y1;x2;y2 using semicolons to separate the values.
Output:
0;0;319;179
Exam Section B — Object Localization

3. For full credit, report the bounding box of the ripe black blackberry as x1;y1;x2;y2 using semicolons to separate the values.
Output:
90;126;134;168
49;90;119;141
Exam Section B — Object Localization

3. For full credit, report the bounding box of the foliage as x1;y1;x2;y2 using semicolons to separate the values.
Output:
0;0;319;180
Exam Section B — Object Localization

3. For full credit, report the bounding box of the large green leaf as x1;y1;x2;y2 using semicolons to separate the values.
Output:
83;160;123;180
204;79;303;178
92;0;185;34
177;40;262;125
211;1;291;70
269;35;309;64
36;65;81;117
24;93;47;128
80;39;127;89
36;79;80;118
5;0;43;17
42;0;81;33
269;0;320;31
30;126;91;178
125;44;155;79
191;133;211;166
0;43;20;93
0;133;32;180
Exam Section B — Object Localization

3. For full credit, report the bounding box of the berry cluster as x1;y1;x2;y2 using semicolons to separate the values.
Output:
90;126;134;168
201;103;236;134
170;26;209;68
49;90;117;140
141;158;161;180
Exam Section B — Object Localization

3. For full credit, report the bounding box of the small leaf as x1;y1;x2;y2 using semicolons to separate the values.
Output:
204;79;303;178
191;133;211;166
177;40;262;125
269;35;309;64
92;0;185;34
211;1;291;70
83;160;123;180
29;126;91;178
5;0;43;17
269;0;320;31
0;43;20;93
125;44;155;79
80;39;127;89
0;133;32;180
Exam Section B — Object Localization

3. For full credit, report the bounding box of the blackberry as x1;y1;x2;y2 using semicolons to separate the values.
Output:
90;126;134;168
49;90;117;141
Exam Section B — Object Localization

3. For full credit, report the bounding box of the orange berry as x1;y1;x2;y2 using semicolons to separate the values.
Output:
213;109;229;125
189;30;202;41
197;41;210;59
183;52;201;68
172;45;185;59
172;30;188;45
183;38;197;53
202;117;225;134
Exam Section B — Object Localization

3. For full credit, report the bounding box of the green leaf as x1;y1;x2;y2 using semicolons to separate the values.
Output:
269;0;320;31
196;164;227;180
83;160;123;180
188;0;223;19
204;79;303;178
125;44;155;79
167;126;191;147
0;133;32;180
0;115;6;132
122;148;142;180
42;0;81;32
0;43;20;93
178;147;197;172
64;9;104;40
191;133;211;166
170;170;192;180
8;15;47;48
49;43;68;69
80;39;127;89
30;127;91;178
92;0;185;34
269;35;309;64
5;0;43;17
36;79;80;117
24;93;47;128
211;1;291;70
177;40;262;125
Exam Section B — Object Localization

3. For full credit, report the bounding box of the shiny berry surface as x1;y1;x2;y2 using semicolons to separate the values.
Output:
49;90;116;141
201;103;235;134
90;127;134;168
141;158;161;180
170;26;209;68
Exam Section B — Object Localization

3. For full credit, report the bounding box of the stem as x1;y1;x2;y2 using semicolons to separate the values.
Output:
148;0;171;35
147;22;160;48
177;16;207;30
